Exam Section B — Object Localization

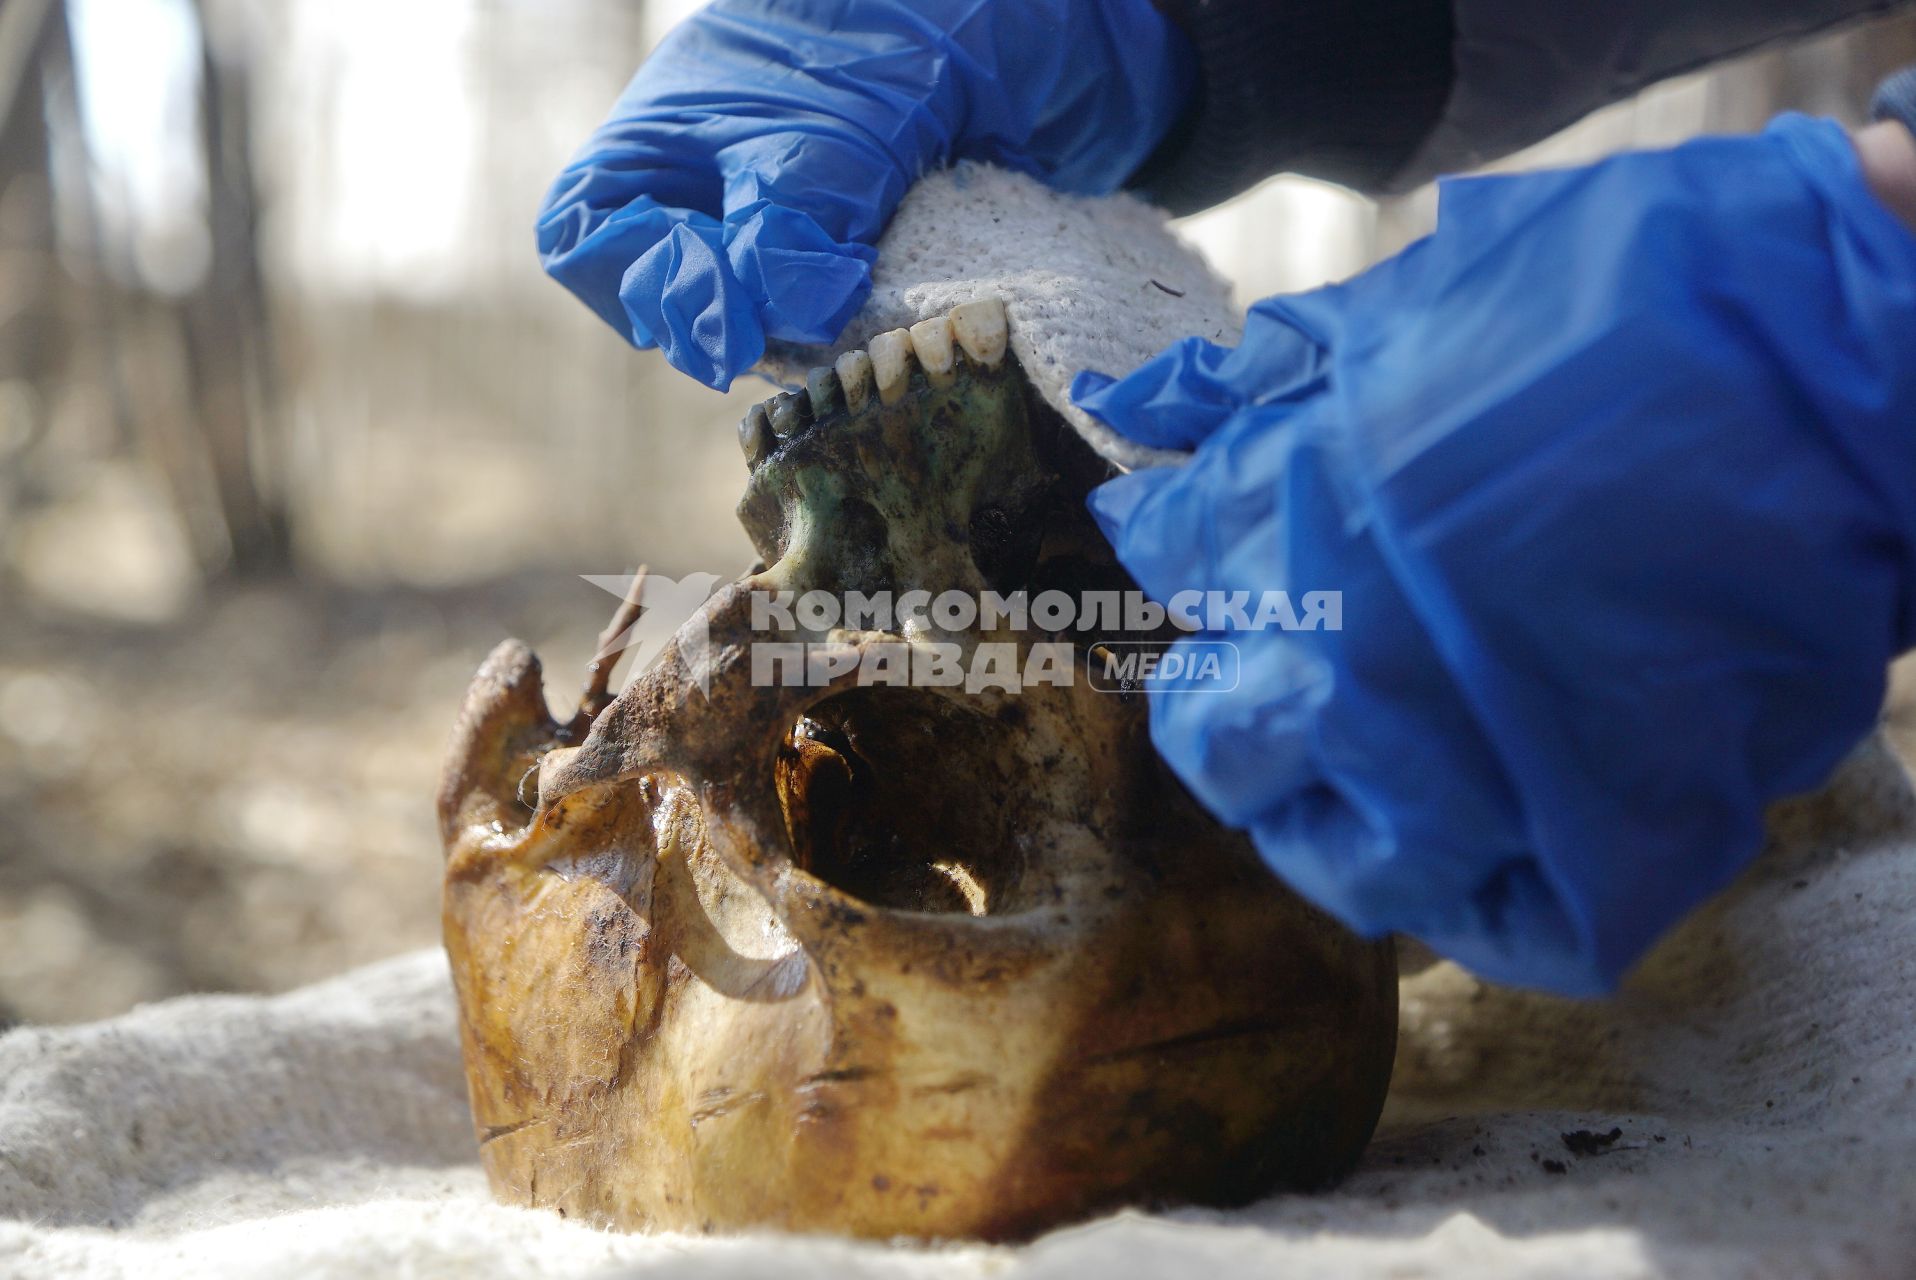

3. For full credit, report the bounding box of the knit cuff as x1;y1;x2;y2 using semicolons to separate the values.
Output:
1130;0;1456;214
1871;64;1916;138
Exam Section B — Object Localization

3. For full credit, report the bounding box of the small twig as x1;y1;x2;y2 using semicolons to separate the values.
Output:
573;565;647;729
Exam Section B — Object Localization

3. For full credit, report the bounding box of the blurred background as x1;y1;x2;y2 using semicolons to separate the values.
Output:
3;0;1914;1026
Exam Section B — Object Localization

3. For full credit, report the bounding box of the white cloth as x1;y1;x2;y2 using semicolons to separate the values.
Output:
760;164;1240;472
4;732;1914;1279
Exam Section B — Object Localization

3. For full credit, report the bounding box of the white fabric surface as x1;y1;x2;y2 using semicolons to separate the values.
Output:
8;173;1916;1277
760;164;1240;472
4;731;1914;1279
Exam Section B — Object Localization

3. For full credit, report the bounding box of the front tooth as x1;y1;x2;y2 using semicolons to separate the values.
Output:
909;316;956;386
739;403;773;466
869;329;914;405
949;298;1007;367
835;350;873;411
769;391;808;438
806;366;841;417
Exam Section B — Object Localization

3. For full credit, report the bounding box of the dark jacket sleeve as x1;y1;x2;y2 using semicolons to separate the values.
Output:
1136;0;1916;214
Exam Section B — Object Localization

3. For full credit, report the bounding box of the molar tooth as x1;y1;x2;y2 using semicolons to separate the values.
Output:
869;329;914;405
909;316;956;386
738;403;773;466
949;298;1007;367
768;391;808;438
835;350;873;411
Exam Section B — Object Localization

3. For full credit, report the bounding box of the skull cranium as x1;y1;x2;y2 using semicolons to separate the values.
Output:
438;299;1397;1240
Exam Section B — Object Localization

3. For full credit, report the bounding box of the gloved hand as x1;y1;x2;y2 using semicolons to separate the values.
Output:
538;0;1192;389
1075;114;1916;995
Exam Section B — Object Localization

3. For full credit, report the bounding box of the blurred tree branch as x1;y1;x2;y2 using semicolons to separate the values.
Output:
2;0;290;582
0;0;65;485
0;0;59;128
179;0;286;574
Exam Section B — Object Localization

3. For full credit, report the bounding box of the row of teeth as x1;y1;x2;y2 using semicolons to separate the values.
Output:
740;297;1008;465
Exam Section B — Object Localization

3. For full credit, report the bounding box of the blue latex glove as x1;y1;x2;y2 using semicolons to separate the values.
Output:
538;0;1193;389
1075;115;1916;995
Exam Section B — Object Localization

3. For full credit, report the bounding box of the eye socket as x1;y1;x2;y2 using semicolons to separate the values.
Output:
773;690;1027;916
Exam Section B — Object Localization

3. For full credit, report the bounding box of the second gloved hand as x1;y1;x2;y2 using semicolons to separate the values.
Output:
1075;115;1916;995
538;0;1192;389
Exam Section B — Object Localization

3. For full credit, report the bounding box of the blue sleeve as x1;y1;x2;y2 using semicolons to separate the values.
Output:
1085;115;1916;994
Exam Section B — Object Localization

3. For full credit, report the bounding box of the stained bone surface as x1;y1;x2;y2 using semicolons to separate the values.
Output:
439;298;1398;1241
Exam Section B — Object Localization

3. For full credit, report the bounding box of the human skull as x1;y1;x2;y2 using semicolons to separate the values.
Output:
438;299;1397;1240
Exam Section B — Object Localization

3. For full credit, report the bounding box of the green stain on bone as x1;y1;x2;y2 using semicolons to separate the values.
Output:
739;351;1052;605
